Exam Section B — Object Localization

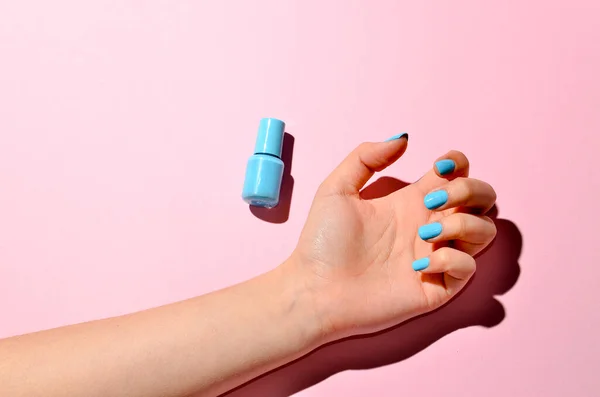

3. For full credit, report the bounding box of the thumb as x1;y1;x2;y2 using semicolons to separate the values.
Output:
320;133;408;195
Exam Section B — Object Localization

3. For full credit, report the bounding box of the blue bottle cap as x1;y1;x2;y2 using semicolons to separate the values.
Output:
254;118;285;158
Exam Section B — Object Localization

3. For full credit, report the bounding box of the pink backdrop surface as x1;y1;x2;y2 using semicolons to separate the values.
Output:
1;1;599;396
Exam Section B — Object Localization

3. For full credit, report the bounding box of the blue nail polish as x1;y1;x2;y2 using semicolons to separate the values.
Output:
418;222;443;240
412;257;430;271
435;159;455;175
424;190;448;210
384;133;408;142
242;118;285;208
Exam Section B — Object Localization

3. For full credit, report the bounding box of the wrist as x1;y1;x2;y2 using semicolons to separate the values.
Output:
265;257;331;351
272;255;340;347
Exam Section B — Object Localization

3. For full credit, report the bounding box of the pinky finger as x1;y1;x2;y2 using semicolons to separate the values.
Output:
413;247;476;295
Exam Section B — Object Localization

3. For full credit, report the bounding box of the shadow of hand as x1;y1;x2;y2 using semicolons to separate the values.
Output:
225;177;522;397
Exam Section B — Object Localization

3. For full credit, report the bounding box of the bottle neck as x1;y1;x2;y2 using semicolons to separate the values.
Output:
254;152;281;159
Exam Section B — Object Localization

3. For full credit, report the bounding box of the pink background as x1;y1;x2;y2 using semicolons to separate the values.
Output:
1;1;599;396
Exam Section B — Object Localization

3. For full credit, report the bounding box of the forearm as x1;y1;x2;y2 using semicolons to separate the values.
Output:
0;260;323;397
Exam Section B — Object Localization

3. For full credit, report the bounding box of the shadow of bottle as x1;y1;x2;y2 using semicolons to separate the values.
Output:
249;132;295;224
225;176;522;397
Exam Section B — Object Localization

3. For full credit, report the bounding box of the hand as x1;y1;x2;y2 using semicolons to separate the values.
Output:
284;135;497;341
0;133;497;397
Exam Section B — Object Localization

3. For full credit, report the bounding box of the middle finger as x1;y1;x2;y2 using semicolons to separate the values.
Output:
423;177;496;213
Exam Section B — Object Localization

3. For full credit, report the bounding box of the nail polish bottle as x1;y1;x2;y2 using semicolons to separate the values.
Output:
242;118;285;208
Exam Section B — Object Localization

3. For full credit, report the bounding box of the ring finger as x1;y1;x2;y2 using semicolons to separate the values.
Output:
418;213;497;255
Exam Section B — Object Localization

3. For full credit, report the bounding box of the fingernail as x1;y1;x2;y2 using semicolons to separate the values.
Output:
412;257;430;271
435;159;455;175
384;133;408;142
418;222;443;240
424;190;448;210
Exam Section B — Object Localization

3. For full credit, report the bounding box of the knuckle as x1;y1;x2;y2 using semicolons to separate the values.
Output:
315;182;329;197
488;219;498;239
455;177;472;197
480;216;497;240
481;179;497;199
448;150;469;165
357;142;371;153
467;256;477;273
354;143;374;165
316;180;328;193
316;180;338;197
436;247;453;266
456;214;469;236
490;185;498;203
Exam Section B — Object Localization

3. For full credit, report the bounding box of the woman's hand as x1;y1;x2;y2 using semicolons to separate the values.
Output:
286;135;497;341
0;134;497;397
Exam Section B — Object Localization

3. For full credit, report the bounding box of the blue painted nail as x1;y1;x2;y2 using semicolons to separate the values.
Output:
435;159;455;175
412;257;430;271
418;222;443;240
384;133;408;142
424;190;448;210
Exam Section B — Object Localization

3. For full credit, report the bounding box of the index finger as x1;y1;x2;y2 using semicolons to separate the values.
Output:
433;150;470;179
416;150;470;193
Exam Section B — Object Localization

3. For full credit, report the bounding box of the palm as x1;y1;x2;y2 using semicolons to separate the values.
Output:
295;175;454;337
